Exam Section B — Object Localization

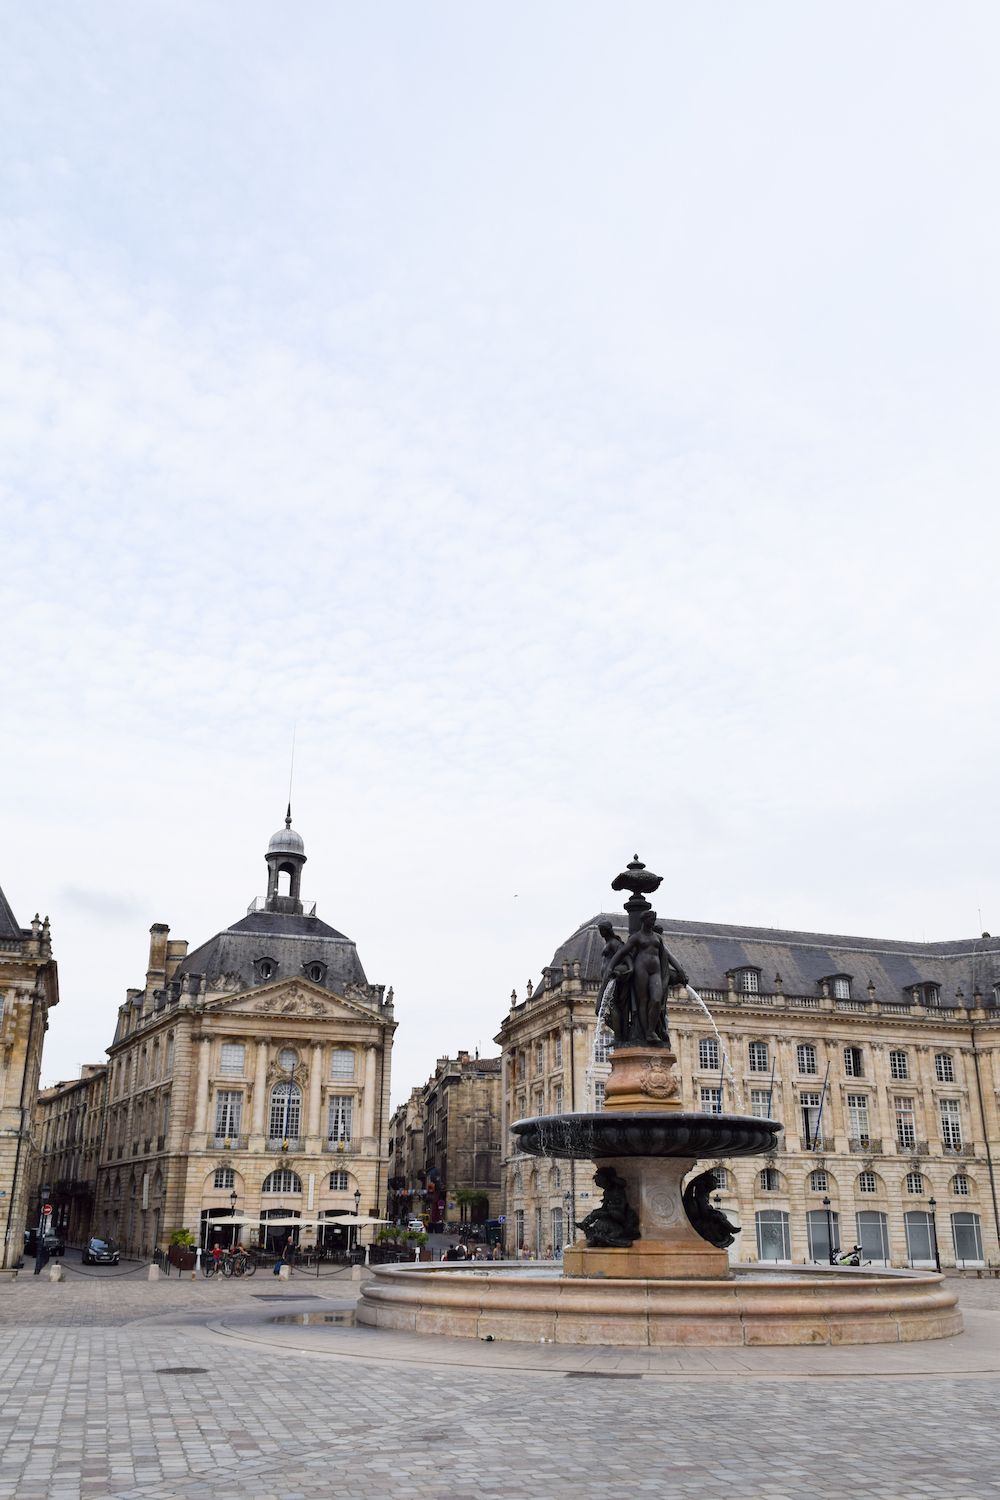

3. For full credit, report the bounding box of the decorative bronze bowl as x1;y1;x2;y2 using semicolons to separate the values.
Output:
511;1111;782;1160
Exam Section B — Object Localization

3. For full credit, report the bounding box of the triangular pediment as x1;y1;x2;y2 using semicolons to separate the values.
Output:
204;977;377;1022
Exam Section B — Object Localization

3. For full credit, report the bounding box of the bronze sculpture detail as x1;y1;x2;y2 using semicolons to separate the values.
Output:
576;1166;640;1248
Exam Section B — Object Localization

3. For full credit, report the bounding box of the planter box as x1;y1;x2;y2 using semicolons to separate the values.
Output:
167;1246;196;1271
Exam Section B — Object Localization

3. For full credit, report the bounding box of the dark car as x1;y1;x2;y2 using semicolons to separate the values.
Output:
24;1229;65;1257
82;1237;119;1266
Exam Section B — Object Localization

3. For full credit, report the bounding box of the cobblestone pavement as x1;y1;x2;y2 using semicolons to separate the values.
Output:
3;1269;1000;1499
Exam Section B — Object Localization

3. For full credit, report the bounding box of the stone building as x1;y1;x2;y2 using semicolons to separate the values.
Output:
0;886;59;1271
33;1064;107;1247
498;915;1000;1269
388;1051;503;1228
92;812;396;1256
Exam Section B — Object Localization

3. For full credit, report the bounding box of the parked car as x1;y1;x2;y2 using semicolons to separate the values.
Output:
82;1237;119;1266
24;1228;65;1257
406;1219;427;1233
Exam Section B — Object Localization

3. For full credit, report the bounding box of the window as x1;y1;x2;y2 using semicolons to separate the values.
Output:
951;1174;970;1197
905;1172;925;1195
213;1167;235;1189
857;1171;878;1194
755;1209;790;1261
847;1094;870;1145
514;1209;525;1252
165;1035;174;1074
533;1088;544;1116
748;1041;769;1073
750;1088;772;1119
220;1043;245;1075
328;1095;353;1143
856;1210;890;1263
904;1211;935;1264
534;1206;543;1252
808;1168;828;1192
553;1084;564;1113
554;1033;563;1068
713;1168;730;1191
895;1098;916;1150
800;1092;823;1150
551;1165;561;1190
551;1206;564;1255
305;961;326;984
844;1047;864;1078
736;969;760;994
329;1170;349;1191
330;1050;354;1079
277;1047;298;1073
759;1167;781;1192
214;1091;243;1142
918;983;941;1007
951;1212;984;1264
262;1169;301;1195
512;1168;522;1195
699;1086;723;1116
807;1207;839;1261
699;1037;720;1070
516;1052;525;1081
534;1042;544;1076
940;1098;962;1150
254;957;276;982
594;1081;606;1111
594;1028;613;1064
268;1082;301;1142
832;977;851;1000
796;1044;818;1075
889;1050;909;1080
934;1053;955;1083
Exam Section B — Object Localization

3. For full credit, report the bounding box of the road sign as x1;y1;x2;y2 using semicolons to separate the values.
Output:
42;1204;52;1215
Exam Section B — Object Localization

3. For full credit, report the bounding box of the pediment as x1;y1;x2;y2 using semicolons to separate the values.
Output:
204;977;376;1023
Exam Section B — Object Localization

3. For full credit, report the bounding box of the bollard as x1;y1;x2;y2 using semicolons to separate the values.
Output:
147;1264;162;1281
277;1263;291;1281
47;1263;65;1283
192;1246;202;1281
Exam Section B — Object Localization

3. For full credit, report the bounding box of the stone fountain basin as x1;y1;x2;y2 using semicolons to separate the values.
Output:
511;1110;781;1159
356;1262;962;1346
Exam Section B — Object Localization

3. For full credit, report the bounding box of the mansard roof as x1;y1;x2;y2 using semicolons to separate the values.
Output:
0;883;21;941
542;914;1000;1008
177;908;368;994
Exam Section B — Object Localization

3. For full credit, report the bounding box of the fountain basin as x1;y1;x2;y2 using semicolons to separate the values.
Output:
356;1262;962;1346
511;1110;780;1159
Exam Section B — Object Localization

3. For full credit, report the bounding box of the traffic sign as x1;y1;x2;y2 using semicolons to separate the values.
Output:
42;1204;52;1215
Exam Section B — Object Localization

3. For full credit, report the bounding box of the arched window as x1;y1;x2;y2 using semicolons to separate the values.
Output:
951;1174;971;1197
905;1172;925;1195
254;957;277;983
304;961;327;984
712;1167;730;1191
594;1028;613;1064
759;1167;781;1192
262;1169;302;1195
796;1043;818;1075
856;1171;879;1195
213;1167;235;1189
268;1082;302;1143
808;1168;828;1192
512;1169;523;1195
934;1052;955;1083
755;1209;790;1261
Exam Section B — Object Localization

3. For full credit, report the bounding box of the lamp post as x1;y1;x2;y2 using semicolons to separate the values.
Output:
928;1196;941;1273
354;1188;362;1255
823;1196;836;1265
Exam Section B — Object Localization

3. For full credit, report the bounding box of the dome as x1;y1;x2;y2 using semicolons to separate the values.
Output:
268;824;305;856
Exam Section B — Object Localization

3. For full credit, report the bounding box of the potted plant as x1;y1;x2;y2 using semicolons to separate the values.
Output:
166;1229;196;1271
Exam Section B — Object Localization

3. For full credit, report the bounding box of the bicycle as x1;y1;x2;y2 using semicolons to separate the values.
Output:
220;1251;256;1278
202;1256;222;1277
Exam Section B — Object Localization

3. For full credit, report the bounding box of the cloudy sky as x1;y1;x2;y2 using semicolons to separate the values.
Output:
3;3;999;1101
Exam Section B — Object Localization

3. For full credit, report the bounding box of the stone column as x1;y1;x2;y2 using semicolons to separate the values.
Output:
307;1044;323;1144
192;1037;211;1138
361;1045;377;1142
251;1039;269;1142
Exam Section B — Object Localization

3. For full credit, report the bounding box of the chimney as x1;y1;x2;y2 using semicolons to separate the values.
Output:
146;924;170;996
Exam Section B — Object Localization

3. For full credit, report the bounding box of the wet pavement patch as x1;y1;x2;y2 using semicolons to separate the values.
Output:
155;1367;209;1375
565;1371;642;1379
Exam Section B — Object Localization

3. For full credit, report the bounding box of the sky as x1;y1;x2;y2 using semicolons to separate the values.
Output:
3;3;999;1103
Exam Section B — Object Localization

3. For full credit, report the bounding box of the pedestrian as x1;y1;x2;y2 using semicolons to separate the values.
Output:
491;1243;503;1261
212;1241;223;1270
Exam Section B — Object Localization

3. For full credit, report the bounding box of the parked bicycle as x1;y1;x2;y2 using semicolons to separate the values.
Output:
221;1250;256;1278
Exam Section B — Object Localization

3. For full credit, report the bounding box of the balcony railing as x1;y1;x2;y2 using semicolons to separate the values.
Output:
849;1138;882;1154
943;1142;974;1156
266;1136;301;1151
214;1136;249;1151
324;1137;354;1153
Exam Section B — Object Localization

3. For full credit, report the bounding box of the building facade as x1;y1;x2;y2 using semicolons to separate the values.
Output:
0;888;59;1271
92;813;396;1255
33;1064;107;1247
388;1052;503;1227
498;915;1000;1269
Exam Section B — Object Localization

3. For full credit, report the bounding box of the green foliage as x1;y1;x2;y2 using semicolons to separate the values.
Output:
169;1228;195;1247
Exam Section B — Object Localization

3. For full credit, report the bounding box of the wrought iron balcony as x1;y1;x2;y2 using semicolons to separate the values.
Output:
324;1137;354;1153
214;1136;249;1151
849;1137;882;1153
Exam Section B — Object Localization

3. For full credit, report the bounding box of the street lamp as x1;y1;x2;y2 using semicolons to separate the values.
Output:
928;1196;941;1273
823;1196;836;1265
353;1188;362;1254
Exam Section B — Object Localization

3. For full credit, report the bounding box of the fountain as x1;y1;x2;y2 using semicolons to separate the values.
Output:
358;859;962;1346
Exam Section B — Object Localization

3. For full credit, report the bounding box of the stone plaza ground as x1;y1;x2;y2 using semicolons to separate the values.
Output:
3;1261;1000;1500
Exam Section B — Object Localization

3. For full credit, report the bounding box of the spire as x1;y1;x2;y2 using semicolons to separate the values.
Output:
265;810;307;914
285;802;292;829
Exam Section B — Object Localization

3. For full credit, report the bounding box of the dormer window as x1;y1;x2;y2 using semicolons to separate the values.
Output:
304;961;327;985
254;957;277;983
909;982;941;1007
732;968;760;994
832;976;851;1000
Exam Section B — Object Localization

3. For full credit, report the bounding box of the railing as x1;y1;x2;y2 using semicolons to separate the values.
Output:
214;1136;249;1151
836;1001;867;1013
266;1136;301;1151
849;1138;882;1153
324;1137;354;1153
246;896;317;917
943;1142;975;1157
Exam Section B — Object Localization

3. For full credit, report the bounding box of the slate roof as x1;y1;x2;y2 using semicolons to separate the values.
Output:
542;914;1000;1008
0;882;22;942
178;909;368;994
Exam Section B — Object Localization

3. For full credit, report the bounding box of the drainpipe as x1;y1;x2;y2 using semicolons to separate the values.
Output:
969;1019;1000;1259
